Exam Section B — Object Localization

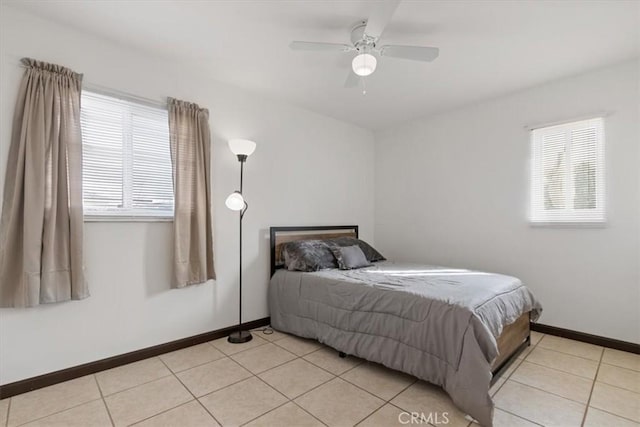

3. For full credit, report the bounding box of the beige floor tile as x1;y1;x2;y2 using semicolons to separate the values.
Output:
259;358;334;399
199;377;287;426
251;327;289;342
274;335;323;356
602;348;640;372
390;381;469;427
159;343;225;373
357;403;407;427
517;343;535;360
537;335;603;361
490;378;506;396
8;375;101;426
295;378;383;427
494;381;585;427
176;357;252;397
583;407;640;427
0;398;9;425
231;342;297;374
598;363;640;393
510;361;593;403
133;400;219;427
104;376;192;426
303;346;362;375
590;382;640;422
210;334;267;355
492;408;539;427
245;402;323;427
530;331;544;345
22;399;111;427
342;362;415;401
96;357;171;396
526;347;598;379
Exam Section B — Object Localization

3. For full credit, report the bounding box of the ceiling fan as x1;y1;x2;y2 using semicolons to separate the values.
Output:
289;0;439;91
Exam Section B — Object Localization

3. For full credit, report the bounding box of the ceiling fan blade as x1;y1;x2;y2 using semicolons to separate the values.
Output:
364;0;401;40
344;70;359;88
289;41;353;52
379;45;440;62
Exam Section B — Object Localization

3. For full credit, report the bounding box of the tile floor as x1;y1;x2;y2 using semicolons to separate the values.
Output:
1;329;638;426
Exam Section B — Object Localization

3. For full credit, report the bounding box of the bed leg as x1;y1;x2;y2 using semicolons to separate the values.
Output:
526;334;532;347
338;351;347;358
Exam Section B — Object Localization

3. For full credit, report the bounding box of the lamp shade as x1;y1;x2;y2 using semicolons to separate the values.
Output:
225;191;245;211
352;53;377;77
228;139;256;157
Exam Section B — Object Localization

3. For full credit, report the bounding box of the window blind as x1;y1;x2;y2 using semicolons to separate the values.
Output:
80;91;174;218
530;117;605;224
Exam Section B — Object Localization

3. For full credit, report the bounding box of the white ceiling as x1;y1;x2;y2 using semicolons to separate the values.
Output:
7;0;640;130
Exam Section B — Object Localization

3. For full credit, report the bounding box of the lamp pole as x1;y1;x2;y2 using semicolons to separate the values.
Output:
239;158;243;333
228;154;252;343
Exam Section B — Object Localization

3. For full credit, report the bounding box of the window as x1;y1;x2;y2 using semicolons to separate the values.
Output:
80;91;174;219
530;117;605;225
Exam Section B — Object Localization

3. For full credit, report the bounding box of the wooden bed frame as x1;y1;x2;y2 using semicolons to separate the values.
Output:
269;225;530;381
492;312;531;379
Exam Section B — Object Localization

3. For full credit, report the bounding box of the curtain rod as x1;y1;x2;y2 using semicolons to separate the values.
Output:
82;83;167;110
12;57;167;109
524;111;612;131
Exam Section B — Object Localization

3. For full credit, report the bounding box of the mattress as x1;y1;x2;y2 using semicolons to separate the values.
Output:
268;261;542;427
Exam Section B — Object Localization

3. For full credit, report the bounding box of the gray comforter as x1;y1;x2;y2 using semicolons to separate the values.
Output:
268;261;542;427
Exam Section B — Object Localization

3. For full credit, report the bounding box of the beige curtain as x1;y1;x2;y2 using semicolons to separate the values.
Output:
0;58;87;307
168;98;215;287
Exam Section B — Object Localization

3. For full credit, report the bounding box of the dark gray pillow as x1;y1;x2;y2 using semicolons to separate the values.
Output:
326;237;386;262
330;245;371;270
282;240;337;272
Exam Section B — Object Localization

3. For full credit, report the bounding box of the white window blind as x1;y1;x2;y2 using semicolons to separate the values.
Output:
530;117;605;225
80;90;174;219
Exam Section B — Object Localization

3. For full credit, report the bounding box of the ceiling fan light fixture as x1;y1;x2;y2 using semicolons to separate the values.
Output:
352;53;377;77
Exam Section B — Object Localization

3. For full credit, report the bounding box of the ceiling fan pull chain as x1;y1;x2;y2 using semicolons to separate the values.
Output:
362;77;367;96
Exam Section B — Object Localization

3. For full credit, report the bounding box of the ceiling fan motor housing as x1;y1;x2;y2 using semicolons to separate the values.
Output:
351;21;377;54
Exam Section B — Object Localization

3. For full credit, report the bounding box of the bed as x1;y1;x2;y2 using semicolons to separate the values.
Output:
268;225;542;427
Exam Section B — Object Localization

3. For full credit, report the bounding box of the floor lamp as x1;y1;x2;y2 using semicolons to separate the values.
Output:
225;139;256;344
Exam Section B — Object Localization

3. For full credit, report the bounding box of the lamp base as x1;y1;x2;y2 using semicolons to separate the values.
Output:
227;330;253;344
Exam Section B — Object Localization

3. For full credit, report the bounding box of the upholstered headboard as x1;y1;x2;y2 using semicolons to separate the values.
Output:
269;225;358;276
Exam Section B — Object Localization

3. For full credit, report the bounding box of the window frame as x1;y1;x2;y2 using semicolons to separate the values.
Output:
529;117;606;227
80;89;174;222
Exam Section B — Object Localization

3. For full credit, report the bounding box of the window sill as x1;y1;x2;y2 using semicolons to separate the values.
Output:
84;215;173;223
529;221;607;229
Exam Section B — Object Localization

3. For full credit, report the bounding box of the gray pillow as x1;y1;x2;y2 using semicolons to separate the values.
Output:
330;245;371;270
325;237;386;262
282;240;337;272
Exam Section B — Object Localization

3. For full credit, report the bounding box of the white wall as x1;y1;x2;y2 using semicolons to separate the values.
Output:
375;60;640;343
0;6;375;384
